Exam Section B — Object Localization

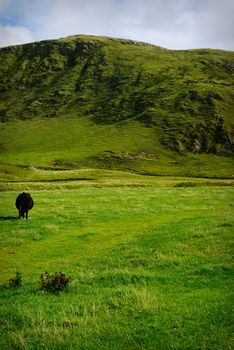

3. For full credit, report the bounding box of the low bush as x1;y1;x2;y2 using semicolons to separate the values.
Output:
40;271;70;293
9;272;22;288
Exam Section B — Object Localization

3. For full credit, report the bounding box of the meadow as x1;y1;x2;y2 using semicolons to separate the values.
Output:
0;33;233;350
0;185;233;349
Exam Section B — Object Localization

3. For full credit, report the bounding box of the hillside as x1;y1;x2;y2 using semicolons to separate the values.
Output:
0;35;233;179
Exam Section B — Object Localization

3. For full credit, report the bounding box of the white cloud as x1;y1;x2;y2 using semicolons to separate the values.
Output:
0;25;34;47
0;0;11;12
0;0;233;49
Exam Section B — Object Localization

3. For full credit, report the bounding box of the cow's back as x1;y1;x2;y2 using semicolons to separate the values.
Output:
16;192;34;210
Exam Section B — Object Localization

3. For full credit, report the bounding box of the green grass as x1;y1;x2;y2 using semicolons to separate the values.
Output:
0;116;233;180
0;34;233;348
0;186;233;349
0;35;233;180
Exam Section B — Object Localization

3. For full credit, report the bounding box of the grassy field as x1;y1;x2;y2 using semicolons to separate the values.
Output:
0;186;233;349
0;116;234;180
1;34;233;349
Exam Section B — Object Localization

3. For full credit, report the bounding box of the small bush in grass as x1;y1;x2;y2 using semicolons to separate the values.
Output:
40;271;70;293
9;272;22;288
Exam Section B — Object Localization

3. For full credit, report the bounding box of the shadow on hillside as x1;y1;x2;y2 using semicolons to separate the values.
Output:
0;216;18;221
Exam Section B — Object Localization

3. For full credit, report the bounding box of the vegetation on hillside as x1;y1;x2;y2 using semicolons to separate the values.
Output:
0;35;233;349
0;35;233;178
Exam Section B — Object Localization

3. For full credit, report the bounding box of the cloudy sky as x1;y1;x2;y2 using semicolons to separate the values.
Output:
0;0;233;50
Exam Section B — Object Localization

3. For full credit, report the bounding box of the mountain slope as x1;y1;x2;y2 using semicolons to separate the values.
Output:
0;35;233;179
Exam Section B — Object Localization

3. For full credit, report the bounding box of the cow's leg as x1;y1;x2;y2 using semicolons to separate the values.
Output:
26;211;28;220
18;210;21;219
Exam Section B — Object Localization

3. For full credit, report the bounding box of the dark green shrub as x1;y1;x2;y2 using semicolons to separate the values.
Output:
40;272;70;293
9;272;22;287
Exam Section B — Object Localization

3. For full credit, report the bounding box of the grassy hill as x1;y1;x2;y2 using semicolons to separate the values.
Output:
0;35;233;180
0;36;233;349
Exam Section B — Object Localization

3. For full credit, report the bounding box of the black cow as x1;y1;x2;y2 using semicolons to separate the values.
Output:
15;192;34;219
